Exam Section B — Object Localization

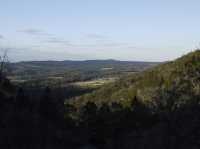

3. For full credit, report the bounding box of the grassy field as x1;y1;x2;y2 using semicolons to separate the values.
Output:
72;77;117;88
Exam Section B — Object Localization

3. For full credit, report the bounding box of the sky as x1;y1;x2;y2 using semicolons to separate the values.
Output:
0;0;200;62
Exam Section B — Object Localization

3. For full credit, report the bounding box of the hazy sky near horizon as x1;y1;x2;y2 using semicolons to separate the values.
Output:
0;0;200;62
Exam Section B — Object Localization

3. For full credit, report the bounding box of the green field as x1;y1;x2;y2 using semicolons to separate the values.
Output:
72;77;117;88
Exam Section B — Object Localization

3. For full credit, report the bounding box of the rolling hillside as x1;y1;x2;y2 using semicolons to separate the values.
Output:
71;50;200;107
9;60;158;81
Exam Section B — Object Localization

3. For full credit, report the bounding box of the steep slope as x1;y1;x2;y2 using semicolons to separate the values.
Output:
71;50;200;107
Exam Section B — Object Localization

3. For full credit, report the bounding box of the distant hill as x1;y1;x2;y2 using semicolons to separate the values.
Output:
10;59;158;73
71;50;200;107
8;60;159;84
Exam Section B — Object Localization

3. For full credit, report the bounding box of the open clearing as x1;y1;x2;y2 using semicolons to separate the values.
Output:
72;77;117;88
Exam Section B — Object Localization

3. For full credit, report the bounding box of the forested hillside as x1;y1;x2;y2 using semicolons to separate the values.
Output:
63;50;200;148
71;50;200;107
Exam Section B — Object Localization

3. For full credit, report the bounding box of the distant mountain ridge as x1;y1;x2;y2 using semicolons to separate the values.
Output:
9;60;159;81
12;59;159;67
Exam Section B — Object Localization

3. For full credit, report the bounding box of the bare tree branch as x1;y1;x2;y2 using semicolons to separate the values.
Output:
0;49;9;80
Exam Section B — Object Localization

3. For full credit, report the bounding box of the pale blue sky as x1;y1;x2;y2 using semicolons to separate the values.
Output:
0;0;200;62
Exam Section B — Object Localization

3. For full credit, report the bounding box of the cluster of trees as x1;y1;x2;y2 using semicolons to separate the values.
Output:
0;84;64;148
65;94;200;149
18;71;110;89
1;83;200;149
